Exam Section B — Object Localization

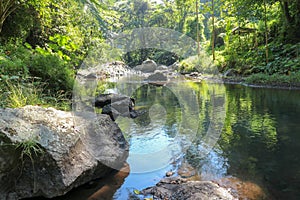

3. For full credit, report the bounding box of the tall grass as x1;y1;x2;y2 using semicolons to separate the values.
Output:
5;81;44;108
1;80;71;110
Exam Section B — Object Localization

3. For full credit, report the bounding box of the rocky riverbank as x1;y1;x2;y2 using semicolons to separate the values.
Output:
136;161;267;200
139;176;267;200
78;60;300;90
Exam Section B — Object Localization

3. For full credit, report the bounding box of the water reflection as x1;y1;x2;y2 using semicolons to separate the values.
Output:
218;85;300;199
108;82;300;199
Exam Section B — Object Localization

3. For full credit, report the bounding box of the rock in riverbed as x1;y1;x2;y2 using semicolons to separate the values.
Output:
94;93;137;120
0;106;128;199
141;177;236;200
134;59;158;73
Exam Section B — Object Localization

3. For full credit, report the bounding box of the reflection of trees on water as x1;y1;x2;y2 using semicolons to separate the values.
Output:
101;80;300;199
132;84;181;137
219;85;300;199
175;82;300;199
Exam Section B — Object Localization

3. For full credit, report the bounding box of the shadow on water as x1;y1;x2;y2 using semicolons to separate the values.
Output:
27;164;130;200
26;81;300;200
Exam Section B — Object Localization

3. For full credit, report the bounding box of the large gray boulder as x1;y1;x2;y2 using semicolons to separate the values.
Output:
134;60;157;73
0;106;128;199
145;72;168;86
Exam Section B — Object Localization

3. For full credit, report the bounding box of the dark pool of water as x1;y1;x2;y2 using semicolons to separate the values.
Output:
39;81;300;200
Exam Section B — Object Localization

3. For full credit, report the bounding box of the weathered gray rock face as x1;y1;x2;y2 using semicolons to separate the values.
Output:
0;106;128;200
142;177;236;200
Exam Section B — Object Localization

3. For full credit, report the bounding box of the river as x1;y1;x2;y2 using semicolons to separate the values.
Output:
46;80;300;200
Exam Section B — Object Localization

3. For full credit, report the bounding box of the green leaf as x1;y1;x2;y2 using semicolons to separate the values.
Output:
9;76;19;80
133;189;140;195
24;43;32;49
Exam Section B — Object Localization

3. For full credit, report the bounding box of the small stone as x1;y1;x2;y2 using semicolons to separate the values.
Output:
177;162;196;178
166;171;174;177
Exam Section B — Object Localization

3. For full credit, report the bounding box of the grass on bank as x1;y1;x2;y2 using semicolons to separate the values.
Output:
245;72;300;87
0;79;71;110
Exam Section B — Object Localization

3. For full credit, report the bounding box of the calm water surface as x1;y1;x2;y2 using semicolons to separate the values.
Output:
50;81;300;200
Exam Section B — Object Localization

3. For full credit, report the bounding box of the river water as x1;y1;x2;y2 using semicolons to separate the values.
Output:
50;80;300;200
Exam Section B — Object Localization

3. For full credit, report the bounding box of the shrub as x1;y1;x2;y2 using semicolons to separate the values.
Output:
245;72;300;87
28;53;74;93
0;41;30;78
179;54;215;74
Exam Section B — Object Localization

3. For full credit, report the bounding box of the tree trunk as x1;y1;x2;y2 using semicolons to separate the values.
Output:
178;11;187;33
280;0;300;42
280;1;293;25
196;0;200;57
264;0;269;64
0;0;18;34
211;0;215;61
0;19;3;34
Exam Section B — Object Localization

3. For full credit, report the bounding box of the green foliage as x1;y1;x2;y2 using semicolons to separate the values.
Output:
95;81;116;96
179;54;215;74
1;0;300;112
28;52;74;92
0;3;36;40
212;0;300;78
0;40;75;93
0;40;30;77
124;49;179;67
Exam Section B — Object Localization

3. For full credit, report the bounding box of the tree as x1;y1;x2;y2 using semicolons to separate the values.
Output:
278;0;300;42
175;0;194;32
0;0;18;33
263;0;269;64
211;0;215;61
196;0;200;56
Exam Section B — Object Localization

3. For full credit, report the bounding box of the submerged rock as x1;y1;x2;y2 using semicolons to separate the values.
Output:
177;162;197;178
0;106;128;199
141;177;236;200
215;177;267;200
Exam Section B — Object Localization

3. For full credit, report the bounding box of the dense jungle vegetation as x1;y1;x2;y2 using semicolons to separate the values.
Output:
0;0;300;108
